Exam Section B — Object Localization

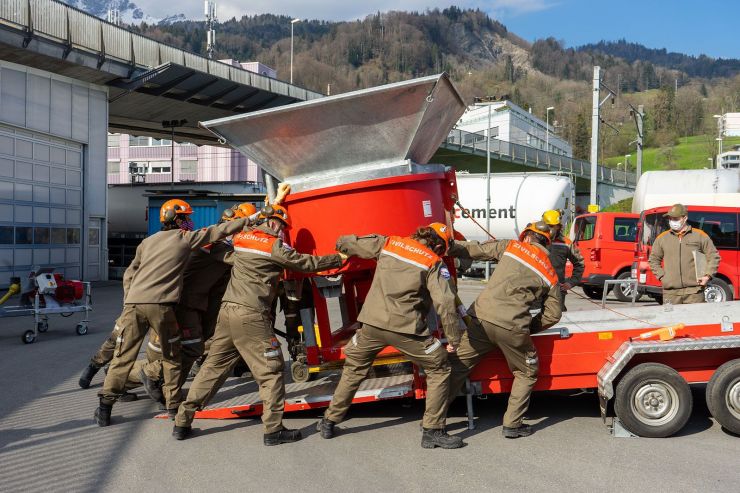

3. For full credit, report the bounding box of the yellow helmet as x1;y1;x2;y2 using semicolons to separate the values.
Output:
542;209;562;226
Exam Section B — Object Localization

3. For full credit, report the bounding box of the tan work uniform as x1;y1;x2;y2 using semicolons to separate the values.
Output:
648;226;720;304
175;224;342;433
99;218;247;411
446;239;562;428
548;233;585;311
323;234;462;429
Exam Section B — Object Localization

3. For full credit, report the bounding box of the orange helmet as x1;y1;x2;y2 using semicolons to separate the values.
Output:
428;222;453;251
261;204;291;228
518;221;551;244
160;199;193;223
234;203;257;218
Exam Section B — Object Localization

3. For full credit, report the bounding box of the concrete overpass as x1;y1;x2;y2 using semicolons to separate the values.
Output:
0;0;322;145
437;128;636;208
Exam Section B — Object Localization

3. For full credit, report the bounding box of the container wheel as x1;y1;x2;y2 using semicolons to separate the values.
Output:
704;278;734;303
37;321;49;333
22;330;36;344
582;286;603;300
613;272;643;303
291;361;310;383
706;359;740;434
614;363;692;437
76;323;88;336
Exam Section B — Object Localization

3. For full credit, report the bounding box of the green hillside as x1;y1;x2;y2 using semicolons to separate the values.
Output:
604;135;740;171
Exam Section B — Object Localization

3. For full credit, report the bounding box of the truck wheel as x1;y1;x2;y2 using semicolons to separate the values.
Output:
614;363;692;437
582;286;603;300
613;272;643;303
22;330;36;344
704;278;733;303
706;359;740;434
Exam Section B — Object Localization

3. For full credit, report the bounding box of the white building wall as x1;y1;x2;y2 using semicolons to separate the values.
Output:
0;60;108;286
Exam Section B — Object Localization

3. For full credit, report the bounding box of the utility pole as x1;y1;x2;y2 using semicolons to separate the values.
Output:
589;66;600;211
636;104;644;177
290;18;302;84
205;1;217;59
485;103;491;280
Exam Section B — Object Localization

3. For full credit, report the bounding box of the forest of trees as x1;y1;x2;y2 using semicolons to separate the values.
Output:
129;8;740;162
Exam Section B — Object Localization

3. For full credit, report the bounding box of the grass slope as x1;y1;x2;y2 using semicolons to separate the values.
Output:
604;135;740;171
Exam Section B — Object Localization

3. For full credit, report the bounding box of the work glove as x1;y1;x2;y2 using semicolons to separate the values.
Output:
274;183;291;205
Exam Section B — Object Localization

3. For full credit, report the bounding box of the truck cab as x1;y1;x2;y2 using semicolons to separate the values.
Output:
571;212;640;301
634;205;739;302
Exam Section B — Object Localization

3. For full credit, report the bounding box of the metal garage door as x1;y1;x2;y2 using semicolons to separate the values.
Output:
0;123;84;285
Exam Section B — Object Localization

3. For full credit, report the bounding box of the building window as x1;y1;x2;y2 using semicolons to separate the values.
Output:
107;134;120;147
34;227;50;244
149;164;171;174
107;161;120;173
89;228;100;246
150;138;172;146
490;126;499;138
0;226;13;244
51;228;66;244
66;228;81;245
129;135;151;146
180;160;197;173
15;227;33;244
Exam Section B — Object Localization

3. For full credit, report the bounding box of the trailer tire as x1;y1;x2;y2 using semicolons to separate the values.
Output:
22;330;36;344
76;323;88;336
582;286;603;300
291;361;310;383
613;272;643;303
614;363;692;437
706;359;740;435
37;321;49;333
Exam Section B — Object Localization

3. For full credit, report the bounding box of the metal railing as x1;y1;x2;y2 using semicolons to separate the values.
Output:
445;129;637;188
0;0;321;101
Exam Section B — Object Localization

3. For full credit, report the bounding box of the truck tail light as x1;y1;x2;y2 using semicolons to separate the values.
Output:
590;248;600;262
631;262;637;279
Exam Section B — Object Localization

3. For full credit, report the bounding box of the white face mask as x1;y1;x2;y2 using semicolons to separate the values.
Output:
669;219;684;231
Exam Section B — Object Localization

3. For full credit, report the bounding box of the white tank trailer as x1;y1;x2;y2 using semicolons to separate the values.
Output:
631;169;740;213
453;172;575;241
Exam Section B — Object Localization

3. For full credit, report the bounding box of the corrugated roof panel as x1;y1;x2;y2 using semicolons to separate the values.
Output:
31;0;68;41
0;0;29;28
207;60;230;79
159;45;185;66
183;52;209;72
101;22;131;61
229;67;252;86
68;8;101;52
132;34;160;68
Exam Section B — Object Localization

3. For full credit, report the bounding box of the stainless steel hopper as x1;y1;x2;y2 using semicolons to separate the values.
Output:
200;73;466;191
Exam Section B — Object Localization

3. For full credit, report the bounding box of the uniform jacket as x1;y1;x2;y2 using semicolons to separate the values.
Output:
648;225;720;290
448;239;562;333
221;224;342;314
179;241;234;312
335;234;462;345
549;233;585;285
123;218;247;305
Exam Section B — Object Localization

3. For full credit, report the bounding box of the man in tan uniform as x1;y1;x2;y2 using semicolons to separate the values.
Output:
446;221;562;438
94;199;249;427
173;205;343;445
317;223;465;449
542;209;584;311
648;203;720;304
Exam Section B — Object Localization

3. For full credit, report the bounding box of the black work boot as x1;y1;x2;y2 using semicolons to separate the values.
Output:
421;428;465;449
94;400;113;427
79;363;101;389
119;391;138;402
502;424;533;439
316;418;336;439
167;408;178;420
263;427;302;446
172;425;192;441
139;368;165;404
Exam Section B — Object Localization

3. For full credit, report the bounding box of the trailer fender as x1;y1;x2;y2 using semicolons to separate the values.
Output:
597;336;740;422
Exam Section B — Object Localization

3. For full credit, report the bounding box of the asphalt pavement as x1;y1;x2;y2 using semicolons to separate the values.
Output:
0;281;737;493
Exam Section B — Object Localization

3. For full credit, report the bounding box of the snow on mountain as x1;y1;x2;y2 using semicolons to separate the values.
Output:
61;0;188;25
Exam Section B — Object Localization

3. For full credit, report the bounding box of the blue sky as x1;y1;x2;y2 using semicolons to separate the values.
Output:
135;0;738;59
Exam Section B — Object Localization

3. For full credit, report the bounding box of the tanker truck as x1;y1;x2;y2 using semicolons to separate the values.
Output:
631;168;740;213
453;172;575;242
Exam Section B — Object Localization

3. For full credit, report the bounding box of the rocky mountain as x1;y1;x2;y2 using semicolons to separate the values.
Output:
61;0;186;25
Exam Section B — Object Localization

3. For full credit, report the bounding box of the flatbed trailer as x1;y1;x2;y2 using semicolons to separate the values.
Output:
186;301;740;438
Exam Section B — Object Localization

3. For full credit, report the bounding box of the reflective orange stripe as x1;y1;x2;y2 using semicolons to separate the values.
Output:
233;230;276;257
381;236;439;270
503;241;559;286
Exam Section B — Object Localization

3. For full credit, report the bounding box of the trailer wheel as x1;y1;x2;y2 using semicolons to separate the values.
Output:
704;278;733;303
613;272;643;303
291;361;310;383
37;321;49;333
582;286;603;300
614;363;692;437
22;330;36;344
706;359;740;434
76;323;88;336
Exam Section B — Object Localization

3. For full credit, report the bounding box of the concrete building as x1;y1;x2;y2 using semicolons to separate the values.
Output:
0;59;108;286
455;100;573;157
717;145;740;169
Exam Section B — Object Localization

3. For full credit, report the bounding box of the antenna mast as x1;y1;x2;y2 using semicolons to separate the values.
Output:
205;1;217;59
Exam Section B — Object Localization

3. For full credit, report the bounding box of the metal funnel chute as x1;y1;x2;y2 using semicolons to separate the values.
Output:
200;74;466;189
